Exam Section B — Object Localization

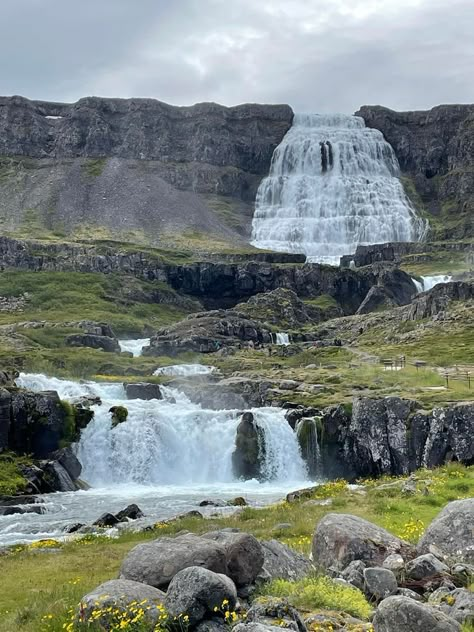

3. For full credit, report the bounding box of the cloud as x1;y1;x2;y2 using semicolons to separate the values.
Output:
0;0;473;112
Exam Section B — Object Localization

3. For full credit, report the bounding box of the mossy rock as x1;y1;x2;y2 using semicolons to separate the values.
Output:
109;406;128;427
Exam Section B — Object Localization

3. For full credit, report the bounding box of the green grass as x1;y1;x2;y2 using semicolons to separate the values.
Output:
0;453;30;495
82;158;107;178
0;465;472;631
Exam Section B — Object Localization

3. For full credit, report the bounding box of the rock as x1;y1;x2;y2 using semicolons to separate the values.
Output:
0;494;42;506
373;595;461;631
440;588;474;624
286;486;319;503
125;383;162;400
199;500;227;507
363;567;398;601
165;566;237;626
234;624;283;632
0;388;11;451
312;513;414;573
406;553;449;580
232;413;264;480
41;460;77;492
202;530;264;587
383;554;405;574
93;513;119;528
340;560;366;590
0;505;46;516
79;579;165;627
50;447;82;480
120;533;228;589
65;334;120;353
115;504;144;522
228;497;248;506
246;597;306;632
64;523;85;533
356;286;397;315
396;587;424;601
195;619;229;632
109;406;129;427
260;539;313;581
418;499;474;563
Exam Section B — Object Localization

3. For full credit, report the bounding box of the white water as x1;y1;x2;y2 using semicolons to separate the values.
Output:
251;113;426;264
118;338;150;357
413;275;453;293
2;373;309;545
275;333;290;345
154;364;215;377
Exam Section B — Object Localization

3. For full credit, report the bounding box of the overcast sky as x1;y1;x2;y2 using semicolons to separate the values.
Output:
1;0;473;113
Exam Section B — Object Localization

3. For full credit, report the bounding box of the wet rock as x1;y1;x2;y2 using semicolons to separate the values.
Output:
313;513;414;573
418;499;474;563
93;513;119;528
406;553;449;580
202;530;264;587
115;504;144;522
50;447;82;480
199;500;227;507
228;497;248;506
363;567;398;601
41;460;77;492
232;413;264;480
286;486;319;503
0;504;46;516
120;533;228;589
64;523;85;533
109;405;128;427
260;539;313;581
373;595;461;631
125;383;162;400
165;566;237;626
0;494;42;506
65;333;120;353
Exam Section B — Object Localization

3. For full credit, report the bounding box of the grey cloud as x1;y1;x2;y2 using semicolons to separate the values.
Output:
0;0;473;112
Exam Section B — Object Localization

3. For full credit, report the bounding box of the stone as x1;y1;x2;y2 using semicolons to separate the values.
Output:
199;500;227;507
0;388;11;451
0;505;46;516
109;406;128;427
246;597;306;632
406;553;449;580
228;497;247;506
195;619;229;632
232;413;264;480
79;579;165;627
41;460;77;492
65;333;120;353
372;595;461;631
120;533;228;589
50;447;82;480
260;539;313;581
115;504;144;522
363;567;398;601
312;513;414;573
234;624;283;632
383;554;405;574
202;530;264;587
340;560;366;591
125;383;162;400
396;587;423;601
418;499;474;563
165;566;237;626
93;513;119;528
440;588;474;624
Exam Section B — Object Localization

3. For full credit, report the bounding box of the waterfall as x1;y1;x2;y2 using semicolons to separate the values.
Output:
275;333;290;345
251;113;426;264
17;373;308;487
412;275;453;293
118;338;150;357
154;364;215;376
296;418;323;479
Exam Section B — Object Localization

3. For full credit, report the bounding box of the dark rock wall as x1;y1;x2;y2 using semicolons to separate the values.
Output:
356;104;474;239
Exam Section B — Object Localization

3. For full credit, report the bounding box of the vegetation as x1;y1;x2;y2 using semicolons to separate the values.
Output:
0;465;472;631
0;453;30;495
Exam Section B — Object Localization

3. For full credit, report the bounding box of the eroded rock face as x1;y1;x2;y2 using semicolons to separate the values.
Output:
417;499;474;563
357;104;474;240
312;513;414;573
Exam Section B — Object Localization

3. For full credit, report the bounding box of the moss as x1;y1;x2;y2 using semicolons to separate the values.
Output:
0;452;31;495
82;158;107;178
110;406;128;427
60;400;76;445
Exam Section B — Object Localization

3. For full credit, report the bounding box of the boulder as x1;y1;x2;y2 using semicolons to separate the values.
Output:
418;499;474;563
234;625;286;632
383;554;405;575
202;530;264;586
120;533;228;589
363;567;398;601
406;553;449;580
373;595;461;631
260;539;313;581
79;579;165;627
340;560;366;590
125;383;162;400
50;447;82;480
109;406;128;426
195;619;229;632
0;505;46;516
93;513;119;528
65;333;120;353
115;504;144;522
312;513;414;573
246;597;306;632
232;413;264;480
41;460;77;492
440;588;474;624
165;566;237;626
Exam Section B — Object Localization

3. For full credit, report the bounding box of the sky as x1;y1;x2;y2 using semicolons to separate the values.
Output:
1;0;473;113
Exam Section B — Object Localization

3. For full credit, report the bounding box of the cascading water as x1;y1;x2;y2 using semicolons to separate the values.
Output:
275;333;290;345
153;364;215;377
413;275;453;293
251;113;426;264
3;372;310;545
118;339;150;357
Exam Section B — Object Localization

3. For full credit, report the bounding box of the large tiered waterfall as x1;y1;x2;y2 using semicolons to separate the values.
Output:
1;373;309;545
251;113;426;264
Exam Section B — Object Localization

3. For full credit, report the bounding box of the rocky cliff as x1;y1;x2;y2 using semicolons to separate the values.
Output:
356;104;474;239
0;96;293;243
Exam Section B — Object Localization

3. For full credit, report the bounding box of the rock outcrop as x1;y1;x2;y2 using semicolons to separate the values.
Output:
418;499;474;563
357;104;474;240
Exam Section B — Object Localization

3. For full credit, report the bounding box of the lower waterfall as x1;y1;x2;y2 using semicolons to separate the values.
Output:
251;113;426;264
413;275;453;293
118;338;150;357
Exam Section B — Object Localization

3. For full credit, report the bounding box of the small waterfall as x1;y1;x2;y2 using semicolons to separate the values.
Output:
154;364;215;377
412;275;453;293
251;113;426;264
296;417;323;478
18;373;308;487
119;338;150;357
276;333;290;345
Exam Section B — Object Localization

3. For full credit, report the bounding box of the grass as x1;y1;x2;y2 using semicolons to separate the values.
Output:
82;158;107;178
0;453;30;495
0;465;472;631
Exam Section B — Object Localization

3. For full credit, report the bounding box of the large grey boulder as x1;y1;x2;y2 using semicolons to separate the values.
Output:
261;539;313;581
363;567;398;601
246;597;306;632
65;333;120;353
202;530;264;587
313;513;414;573
165;566;237;626
120;534;228;589
373;595;461;631
125;383;163;400
79;579;165;626
406;553;449;580
440;588;474;624
340;560;366;591
418;499;474;563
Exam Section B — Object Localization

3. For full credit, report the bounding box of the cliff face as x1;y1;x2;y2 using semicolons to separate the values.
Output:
0;96;293;242
356;104;474;239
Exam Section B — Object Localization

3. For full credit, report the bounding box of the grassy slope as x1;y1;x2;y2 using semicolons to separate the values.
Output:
0;464;472;631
